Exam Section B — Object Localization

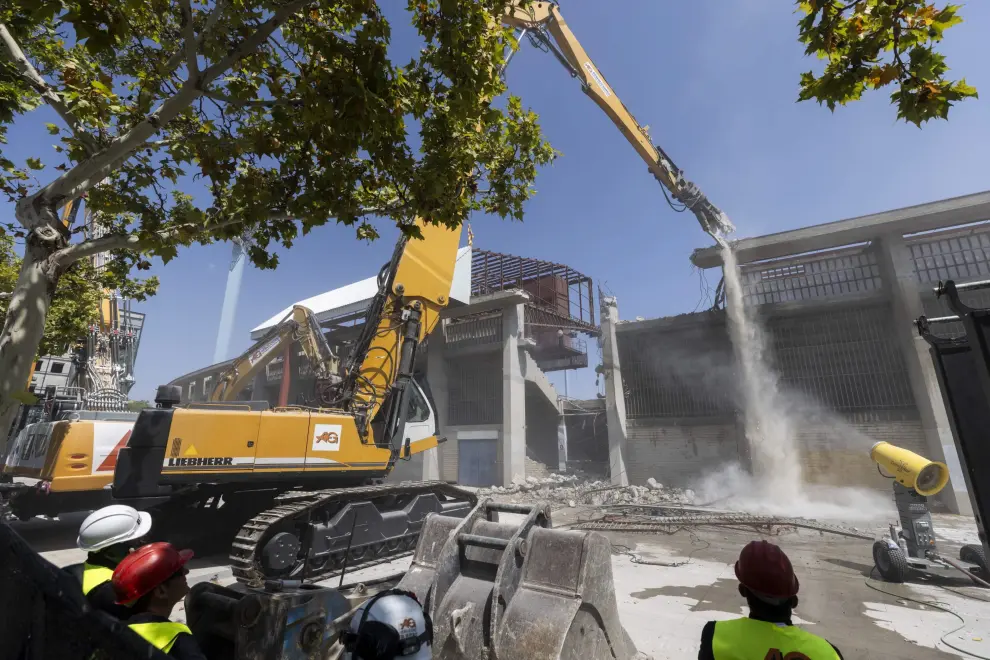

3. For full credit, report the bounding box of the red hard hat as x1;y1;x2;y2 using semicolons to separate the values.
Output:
112;542;193;604
734;540;799;600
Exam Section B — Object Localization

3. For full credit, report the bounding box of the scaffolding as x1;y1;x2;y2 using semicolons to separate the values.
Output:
69;203;144;397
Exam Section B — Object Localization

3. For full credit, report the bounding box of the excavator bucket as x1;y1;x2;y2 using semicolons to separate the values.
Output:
396;499;636;660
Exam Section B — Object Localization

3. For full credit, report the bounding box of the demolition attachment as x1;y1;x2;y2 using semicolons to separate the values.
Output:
396;499;636;660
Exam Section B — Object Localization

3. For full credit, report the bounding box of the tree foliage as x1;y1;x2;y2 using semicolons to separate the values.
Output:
0;0;556;272
796;1;977;125
0;0;556;422
0;233;145;357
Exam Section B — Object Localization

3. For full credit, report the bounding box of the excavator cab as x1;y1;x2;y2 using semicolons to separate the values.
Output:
369;374;438;460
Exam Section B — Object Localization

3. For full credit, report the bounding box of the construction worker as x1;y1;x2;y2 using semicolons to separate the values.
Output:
341;589;433;660
111;541;206;660
697;540;843;660
74;504;152;618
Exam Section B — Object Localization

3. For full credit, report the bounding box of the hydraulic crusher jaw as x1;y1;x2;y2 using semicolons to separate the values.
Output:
396;498;636;660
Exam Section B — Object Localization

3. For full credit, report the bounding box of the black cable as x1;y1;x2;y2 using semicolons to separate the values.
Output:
864;567;990;659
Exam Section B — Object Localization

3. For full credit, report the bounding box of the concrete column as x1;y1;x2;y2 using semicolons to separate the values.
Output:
502;303;527;486
876;234;970;514
424;322;447;481
600;296;629;486
557;401;569;472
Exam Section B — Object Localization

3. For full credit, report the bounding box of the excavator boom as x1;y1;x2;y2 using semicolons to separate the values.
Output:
502;1;734;238
210;305;339;402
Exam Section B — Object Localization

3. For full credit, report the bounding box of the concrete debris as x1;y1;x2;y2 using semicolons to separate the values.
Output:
479;473;695;509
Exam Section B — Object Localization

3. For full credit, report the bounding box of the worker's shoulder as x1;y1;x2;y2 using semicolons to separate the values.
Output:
697;621;717;660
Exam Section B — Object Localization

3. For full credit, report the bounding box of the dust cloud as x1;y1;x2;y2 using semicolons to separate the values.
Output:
702;237;893;522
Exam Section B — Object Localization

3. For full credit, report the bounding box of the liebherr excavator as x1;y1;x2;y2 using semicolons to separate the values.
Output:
108;0;731;588
2;3;728;658
0;305;340;523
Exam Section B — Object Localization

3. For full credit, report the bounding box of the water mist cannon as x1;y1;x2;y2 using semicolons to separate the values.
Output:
870;441;950;497
868;441;987;584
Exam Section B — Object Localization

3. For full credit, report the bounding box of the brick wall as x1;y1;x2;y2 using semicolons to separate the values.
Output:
797;417;927;491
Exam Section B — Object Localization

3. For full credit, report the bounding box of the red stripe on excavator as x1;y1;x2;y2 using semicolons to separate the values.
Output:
95;430;132;473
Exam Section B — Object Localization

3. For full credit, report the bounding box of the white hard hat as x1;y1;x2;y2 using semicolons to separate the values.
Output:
77;505;153;552
342;589;432;660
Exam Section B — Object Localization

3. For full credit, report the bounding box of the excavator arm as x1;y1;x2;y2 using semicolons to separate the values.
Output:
209;305;339;402
334;220;461;453
502;1;734;238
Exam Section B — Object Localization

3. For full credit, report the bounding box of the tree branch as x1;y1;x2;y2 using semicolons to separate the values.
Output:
52;217;248;267
201;0;312;82
179;0;199;77
201;89;301;107
17;0;314;229
0;23;99;154
164;0;228;73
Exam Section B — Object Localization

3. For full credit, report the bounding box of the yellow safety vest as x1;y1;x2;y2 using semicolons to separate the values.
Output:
712;618;841;660
81;563;115;596
128;622;193;653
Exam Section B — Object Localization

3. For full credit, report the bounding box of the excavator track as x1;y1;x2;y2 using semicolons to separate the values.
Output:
229;481;477;585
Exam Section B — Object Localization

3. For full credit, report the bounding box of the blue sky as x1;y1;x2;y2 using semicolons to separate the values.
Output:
3;2;990;402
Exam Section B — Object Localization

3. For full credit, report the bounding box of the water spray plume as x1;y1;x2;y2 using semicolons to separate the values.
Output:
702;236;894;522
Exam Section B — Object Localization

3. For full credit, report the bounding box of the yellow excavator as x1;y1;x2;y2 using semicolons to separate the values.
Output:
113;220;470;581
1;4;728;658
75;2;733;583
106;0;730;586
0;304;340;523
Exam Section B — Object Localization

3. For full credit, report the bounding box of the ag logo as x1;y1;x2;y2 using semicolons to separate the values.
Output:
312;424;342;452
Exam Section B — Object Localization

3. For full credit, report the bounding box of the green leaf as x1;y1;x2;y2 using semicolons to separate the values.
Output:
25;157;45;170
795;0;975;124
91;80;113;96
45;123;60;135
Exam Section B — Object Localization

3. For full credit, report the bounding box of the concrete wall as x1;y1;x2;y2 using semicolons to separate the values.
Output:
796;416;927;490
525;387;560;478
626;418;741;488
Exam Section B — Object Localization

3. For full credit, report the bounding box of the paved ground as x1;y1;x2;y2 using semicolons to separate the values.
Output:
10;507;990;659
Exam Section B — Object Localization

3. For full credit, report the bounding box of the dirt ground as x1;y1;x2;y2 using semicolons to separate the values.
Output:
11;506;990;659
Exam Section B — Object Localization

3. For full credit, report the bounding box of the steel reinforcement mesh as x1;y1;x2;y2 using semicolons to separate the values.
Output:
766;304;915;411
446;354;502;425
0;522;170;660
619;320;736;419
618;304;915;418
739;245;881;307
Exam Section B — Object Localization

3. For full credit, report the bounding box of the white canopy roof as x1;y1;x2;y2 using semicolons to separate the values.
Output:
251;246;472;339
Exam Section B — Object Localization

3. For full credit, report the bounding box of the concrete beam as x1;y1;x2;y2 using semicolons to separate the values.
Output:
443;290;532;320
692;191;990;269
600;296;629;486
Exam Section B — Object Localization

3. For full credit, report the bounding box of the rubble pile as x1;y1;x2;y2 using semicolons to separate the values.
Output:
478;473;695;509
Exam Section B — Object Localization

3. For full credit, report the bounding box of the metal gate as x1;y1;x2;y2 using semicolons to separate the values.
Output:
457;435;498;486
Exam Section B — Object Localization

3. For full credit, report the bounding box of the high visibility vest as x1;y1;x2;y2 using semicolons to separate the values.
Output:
128;622;193;653
712;618;841;660
81;563;115;596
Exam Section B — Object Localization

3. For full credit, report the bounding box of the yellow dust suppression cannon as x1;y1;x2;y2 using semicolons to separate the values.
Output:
870;441;950;497
870;442;986;583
